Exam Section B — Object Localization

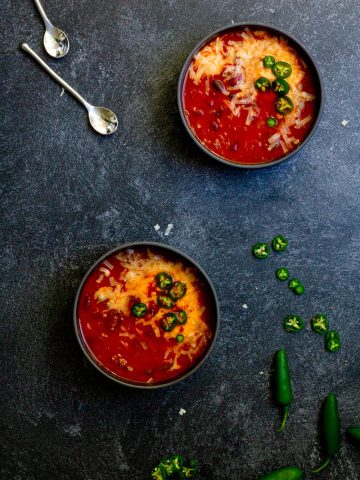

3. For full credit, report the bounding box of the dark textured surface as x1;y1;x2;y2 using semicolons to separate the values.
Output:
1;0;360;478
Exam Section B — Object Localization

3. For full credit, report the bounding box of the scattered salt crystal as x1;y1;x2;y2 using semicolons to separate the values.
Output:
179;408;187;416
341;119;349;127
259;371;265;375
269;8;275;13
164;224;173;236
231;20;235;24
154;224;160;231
60;88;65;96
242;304;248;309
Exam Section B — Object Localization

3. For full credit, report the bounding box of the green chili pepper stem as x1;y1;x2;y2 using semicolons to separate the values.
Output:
278;405;289;433
312;457;331;474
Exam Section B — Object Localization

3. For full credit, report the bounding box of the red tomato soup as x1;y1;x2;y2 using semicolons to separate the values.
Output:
182;27;320;165
77;246;216;385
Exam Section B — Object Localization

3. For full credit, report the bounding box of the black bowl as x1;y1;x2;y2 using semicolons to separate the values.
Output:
73;241;220;389
177;22;324;169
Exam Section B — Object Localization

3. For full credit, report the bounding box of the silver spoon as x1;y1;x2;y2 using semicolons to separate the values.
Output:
33;0;69;58
21;43;118;135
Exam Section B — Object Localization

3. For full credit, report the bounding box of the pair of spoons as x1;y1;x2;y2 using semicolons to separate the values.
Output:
22;0;118;135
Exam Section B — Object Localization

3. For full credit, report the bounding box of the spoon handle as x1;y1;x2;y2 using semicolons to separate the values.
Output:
33;0;51;27
21;43;89;108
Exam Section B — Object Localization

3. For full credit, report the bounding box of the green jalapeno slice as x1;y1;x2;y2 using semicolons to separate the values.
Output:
311;314;329;334
288;278;301;290
150;465;167;480
276;267;290;281
272;61;292;78
263;55;276;68
176;334;184;343
180;460;198;479
267;117;278;128
157;294;175;309
255;77;271;92
169;282;187;300
160;312;177;332
252;242;270;259
326;330;341;352
272;235;288;251
131;303;147;317
176;310;188;325
272;78;290;96
293;283;305;295
284;315;304;332
155;272;173;290
275;96;294;115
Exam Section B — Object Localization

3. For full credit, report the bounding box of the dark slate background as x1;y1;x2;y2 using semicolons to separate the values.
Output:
1;0;359;479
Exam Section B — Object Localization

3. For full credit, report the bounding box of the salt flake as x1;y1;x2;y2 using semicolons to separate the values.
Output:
341;119;349;127
242;304;248;309
60;88;65;96
154;224;160;231
179;408;187;416
164;224;173;236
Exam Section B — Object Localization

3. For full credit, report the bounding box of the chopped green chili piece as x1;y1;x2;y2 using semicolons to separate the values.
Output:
131;303;147;318
263;55;276;68
326;330;341;352
255;77;271;92
272;61;292;79
272;235;288;251
155;272;173;290
311;314;329;334
284;315;304;333
267;117;278;128
150;465;167;480
272;78;290;96
176;334;184;343
293;283;305;295
275;96;294;115
252;242;270;259
169;282;187;300
288;278;301;289
276;267;290;281
157;294;175;309
180;460;198;479
160;312;177;332
176;310;188;325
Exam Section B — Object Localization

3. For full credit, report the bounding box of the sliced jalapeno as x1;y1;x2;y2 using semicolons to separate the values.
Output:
311;314;329;334
131;303;147;317
276;267;290;281
263;55;276;68
272;61;292;79
326;330;341;352
176;310;188;325
155;272;173;290
267;117;278;128
160;312;177;332
252;242;270;259
293;284;305;295
150;465;167;480
272;235;288;251
288;278;301;289
275;96;294;115
176;334;184;343
284;315;304;333
157;294;175;309
255;77;271;92
272;78;290;96
169;282;187;300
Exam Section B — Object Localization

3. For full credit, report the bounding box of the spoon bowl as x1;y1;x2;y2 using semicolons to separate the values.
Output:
88;106;118;135
44;27;69;58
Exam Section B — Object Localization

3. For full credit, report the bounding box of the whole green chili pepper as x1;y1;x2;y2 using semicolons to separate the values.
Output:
258;466;303;480
274;349;292;432
347;427;360;444
313;393;341;473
